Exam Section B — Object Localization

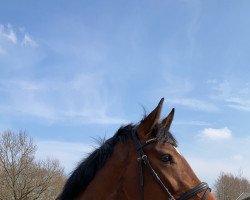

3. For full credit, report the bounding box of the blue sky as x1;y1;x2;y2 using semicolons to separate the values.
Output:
1;0;250;186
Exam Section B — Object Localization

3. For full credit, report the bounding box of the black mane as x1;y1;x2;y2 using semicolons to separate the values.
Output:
57;123;177;200
57;124;133;200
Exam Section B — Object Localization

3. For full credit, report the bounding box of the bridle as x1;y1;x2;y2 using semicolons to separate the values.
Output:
131;128;211;200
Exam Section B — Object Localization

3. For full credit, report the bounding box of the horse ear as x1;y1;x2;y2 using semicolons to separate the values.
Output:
136;98;164;140
162;108;175;130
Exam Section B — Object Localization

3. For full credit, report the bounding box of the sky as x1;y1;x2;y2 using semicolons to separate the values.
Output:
1;0;250;187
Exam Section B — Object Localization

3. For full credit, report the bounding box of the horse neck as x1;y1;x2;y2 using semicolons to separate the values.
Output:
78;142;129;200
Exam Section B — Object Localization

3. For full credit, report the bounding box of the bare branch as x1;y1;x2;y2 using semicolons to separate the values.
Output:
214;171;250;200
0;130;66;200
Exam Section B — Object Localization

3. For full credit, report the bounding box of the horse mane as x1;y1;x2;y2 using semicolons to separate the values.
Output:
57;123;177;200
57;124;133;200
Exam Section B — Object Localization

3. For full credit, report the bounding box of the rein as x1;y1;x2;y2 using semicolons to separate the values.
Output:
131;128;211;200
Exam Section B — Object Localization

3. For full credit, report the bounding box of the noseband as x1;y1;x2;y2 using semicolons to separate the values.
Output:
131;128;211;200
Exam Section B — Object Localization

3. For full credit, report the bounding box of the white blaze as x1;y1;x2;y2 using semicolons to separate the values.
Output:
174;147;182;155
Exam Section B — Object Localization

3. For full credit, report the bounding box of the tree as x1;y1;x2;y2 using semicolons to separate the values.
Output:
214;171;250;200
0;130;66;200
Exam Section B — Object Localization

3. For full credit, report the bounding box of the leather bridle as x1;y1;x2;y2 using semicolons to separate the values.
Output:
131;128;211;200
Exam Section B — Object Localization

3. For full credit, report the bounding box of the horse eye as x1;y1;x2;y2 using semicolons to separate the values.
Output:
161;154;172;164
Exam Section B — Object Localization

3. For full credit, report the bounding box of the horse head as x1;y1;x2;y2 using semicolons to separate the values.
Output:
58;98;216;200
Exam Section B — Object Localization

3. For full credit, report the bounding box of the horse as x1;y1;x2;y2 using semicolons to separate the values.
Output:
57;98;216;200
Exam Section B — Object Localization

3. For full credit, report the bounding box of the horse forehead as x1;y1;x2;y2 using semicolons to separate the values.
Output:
155;142;176;151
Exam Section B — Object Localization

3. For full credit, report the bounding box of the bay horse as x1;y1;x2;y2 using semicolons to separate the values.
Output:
57;98;216;200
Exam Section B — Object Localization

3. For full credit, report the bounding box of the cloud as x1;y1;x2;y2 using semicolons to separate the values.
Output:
21;33;38;47
225;97;250;112
154;75;219;113
154;76;219;113
0;23;38;53
168;98;219;112
200;127;232;140
0;74;127;125
209;80;250;112
0;24;17;43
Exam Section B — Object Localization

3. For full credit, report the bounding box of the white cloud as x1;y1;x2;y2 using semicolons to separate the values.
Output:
200;127;232;140
0;24;17;43
21;33;38;47
168;98;219;112
0;74;127;125
209;80;250;112
225;97;250;112
211;80;232;98
0;23;38;51
154;75;219;113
